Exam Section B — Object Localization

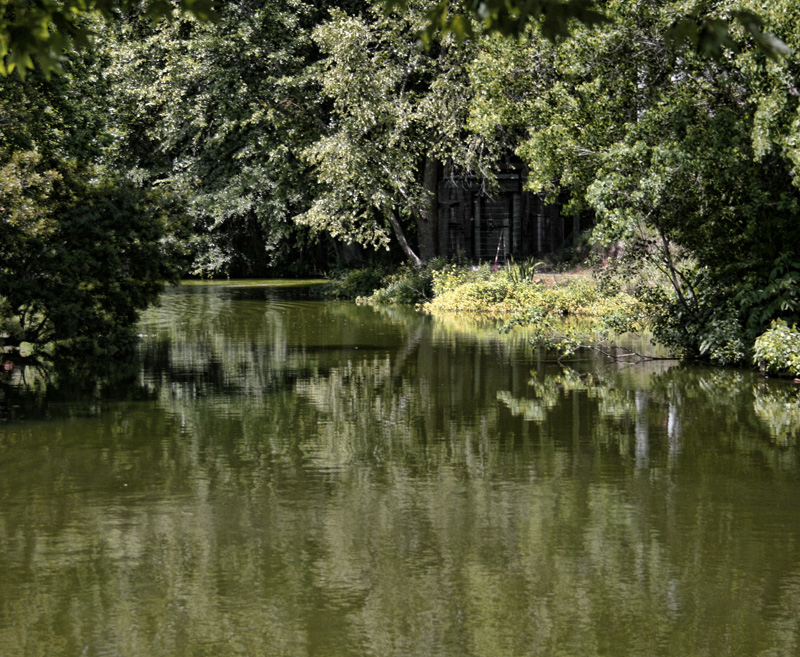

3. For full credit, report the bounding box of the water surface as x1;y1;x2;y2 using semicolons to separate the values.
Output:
1;282;800;657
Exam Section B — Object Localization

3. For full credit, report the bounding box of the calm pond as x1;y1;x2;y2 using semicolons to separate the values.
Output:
2;281;800;657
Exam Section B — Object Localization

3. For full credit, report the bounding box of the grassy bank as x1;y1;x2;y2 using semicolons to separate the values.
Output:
326;259;650;359
424;262;649;357
326;259;800;375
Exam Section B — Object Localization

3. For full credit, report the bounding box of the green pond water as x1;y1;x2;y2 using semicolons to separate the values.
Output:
1;281;800;657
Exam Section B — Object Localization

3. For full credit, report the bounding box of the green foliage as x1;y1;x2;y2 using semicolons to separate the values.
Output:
367;257;448;304
517;314;586;358
428;276;515;314
502;283;646;358
323;268;389;300
413;0;607;44
753;319;800;378
668;9;791;61
607;237;800;367
501;257;545;286
633;273;746;366
467;0;800;365
382;0;788;61
3;0;786;82
326;257;450;303
0;0;217;77
1;176;176;353
1;52;177;355
736;253;800;336
423;266;646;357
103;0;333;278
431;262;494;295
299;2;489;263
0;296;23;347
696;304;749;366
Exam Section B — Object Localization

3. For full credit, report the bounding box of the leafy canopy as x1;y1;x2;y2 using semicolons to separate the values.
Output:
0;0;217;77
464;0;800;363
2;0;788;79
383;0;789;59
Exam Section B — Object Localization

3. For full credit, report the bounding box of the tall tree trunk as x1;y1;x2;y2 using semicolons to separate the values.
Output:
388;211;423;268
415;155;439;263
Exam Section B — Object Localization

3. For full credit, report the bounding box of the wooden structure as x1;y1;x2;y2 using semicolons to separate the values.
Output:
437;166;585;264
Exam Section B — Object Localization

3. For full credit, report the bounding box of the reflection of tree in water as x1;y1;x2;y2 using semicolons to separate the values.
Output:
497;363;800;473
752;384;800;446
5;289;800;656
648;366;800;465
0;353;150;422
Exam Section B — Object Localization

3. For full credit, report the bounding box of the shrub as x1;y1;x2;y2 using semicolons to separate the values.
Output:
367;258;447;304
322;267;387;299
423;266;647;345
753;319;800;377
431;262;493;296
697;302;748;366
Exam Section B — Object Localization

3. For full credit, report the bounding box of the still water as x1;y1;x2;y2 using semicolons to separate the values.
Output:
2;281;800;657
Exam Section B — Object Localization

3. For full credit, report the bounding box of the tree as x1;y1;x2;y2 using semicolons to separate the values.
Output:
300;2;487;265
386;0;789;59
0;0;216;77
0;52;177;353
2;0;786;80
466;0;800;362
103;0;371;277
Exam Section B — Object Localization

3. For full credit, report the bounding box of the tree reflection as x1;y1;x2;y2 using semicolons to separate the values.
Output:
2;286;800;656
753;384;800;446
